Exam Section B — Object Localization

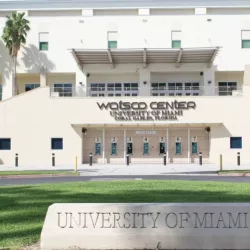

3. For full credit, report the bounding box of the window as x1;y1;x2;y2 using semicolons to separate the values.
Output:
89;82;139;97
51;138;63;150
241;30;250;48
124;83;138;91
230;137;242;149
151;82;200;96
54;84;72;97
172;31;182;48
185;82;200;95
108;31;117;49
107;83;122;91
218;82;237;96
90;83;105;96
25;84;40;92
0;85;2;101
39;32;49;51
0;138;11;150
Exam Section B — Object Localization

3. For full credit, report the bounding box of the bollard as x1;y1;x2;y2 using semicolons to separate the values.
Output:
126;154;130;166
199;152;202;166
75;156;78;172
52;153;55;167
237;152;240;166
89;153;92;166
163;153;166;166
220;154;223;171
15;153;18;167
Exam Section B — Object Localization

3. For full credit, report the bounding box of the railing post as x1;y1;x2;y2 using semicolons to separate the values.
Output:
220;154;223;171
15;153;18;167
126;154;129;166
163;153;166;166
52;153;55;167
199;152;202;166
89;153;92;166
237;152;240;166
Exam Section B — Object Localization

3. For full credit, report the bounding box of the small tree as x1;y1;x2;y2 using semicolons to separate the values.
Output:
2;12;30;95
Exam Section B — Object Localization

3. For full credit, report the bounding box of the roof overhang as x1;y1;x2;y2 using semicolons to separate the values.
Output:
69;47;220;69
72;122;223;128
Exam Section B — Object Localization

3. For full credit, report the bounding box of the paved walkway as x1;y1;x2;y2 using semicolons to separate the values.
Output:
0;163;250;176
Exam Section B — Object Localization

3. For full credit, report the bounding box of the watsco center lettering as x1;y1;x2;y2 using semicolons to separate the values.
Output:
97;101;196;121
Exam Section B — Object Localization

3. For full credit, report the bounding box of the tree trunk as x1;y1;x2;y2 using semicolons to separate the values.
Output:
12;56;18;95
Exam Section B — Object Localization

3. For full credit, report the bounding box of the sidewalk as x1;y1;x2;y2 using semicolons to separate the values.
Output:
1;163;250;176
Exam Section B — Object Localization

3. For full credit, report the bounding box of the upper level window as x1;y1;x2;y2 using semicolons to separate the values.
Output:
0;85;2;101
107;83;122;91
39;32;49;51
171;31;182;48
108;31;117;49
54;83;72;97
218;82;237;96
241;30;250;48
25;84;40;92
151;82;200;96
89;82;138;97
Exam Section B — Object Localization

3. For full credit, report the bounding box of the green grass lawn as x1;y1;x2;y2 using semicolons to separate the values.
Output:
218;170;250;174
1;180;250;249
0;170;79;176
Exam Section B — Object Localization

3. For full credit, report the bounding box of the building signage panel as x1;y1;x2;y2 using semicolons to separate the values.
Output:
97;100;196;121
136;131;156;135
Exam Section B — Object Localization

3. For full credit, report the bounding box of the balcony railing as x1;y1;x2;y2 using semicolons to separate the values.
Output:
49;86;243;98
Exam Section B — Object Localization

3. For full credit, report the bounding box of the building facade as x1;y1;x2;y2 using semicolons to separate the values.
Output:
0;0;250;165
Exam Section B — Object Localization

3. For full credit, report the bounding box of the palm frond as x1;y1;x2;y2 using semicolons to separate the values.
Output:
1;11;30;57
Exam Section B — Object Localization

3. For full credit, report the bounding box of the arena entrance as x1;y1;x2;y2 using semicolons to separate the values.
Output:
81;126;210;164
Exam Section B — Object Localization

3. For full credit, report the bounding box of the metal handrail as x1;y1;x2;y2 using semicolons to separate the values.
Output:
49;86;243;98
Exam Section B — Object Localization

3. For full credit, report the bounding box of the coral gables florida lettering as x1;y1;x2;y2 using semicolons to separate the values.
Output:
97;100;196;121
57;211;249;229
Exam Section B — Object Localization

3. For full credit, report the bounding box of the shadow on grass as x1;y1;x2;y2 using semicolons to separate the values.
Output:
1;180;250;248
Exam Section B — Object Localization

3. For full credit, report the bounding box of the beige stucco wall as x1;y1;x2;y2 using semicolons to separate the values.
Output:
215;72;244;86
0;86;249;166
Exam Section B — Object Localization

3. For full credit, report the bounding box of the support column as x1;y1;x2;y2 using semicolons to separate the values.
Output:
40;66;47;87
124;129;126;163
166;128;169;163
75;68;87;97
2;71;14;100
203;66;216;96
188;128;190;163
139;69;151;96
102;128;105;164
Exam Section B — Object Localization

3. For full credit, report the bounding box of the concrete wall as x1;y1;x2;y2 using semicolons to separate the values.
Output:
0;87;249;165
1;11;250;74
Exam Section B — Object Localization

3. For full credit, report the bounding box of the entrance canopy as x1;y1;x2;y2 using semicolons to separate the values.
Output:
70;47;219;69
72;122;223;128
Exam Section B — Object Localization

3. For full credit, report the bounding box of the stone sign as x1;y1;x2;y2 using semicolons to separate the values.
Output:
41;203;250;250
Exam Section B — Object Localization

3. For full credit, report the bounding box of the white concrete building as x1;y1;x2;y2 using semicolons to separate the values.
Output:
0;0;250;166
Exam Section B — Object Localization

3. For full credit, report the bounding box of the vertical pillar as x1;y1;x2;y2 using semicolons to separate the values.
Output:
75;68;87;97
124;129;126;163
40;66;47;87
166;128;169;163
139;69;151;96
2;71;14;100
187;128;190;163
102;128;105;163
203;66;216;96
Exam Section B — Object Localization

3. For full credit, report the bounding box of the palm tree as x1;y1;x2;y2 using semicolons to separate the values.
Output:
1;12;30;95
